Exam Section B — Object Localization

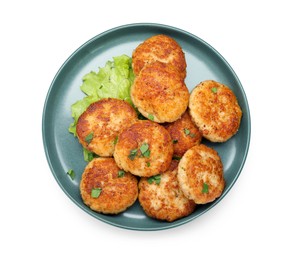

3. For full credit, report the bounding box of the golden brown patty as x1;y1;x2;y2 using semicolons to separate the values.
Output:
132;34;187;78
80;158;138;214
138;161;196;222
113;120;173;177
189;80;242;142
131;61;189;123
164;110;202;157
177;144;225;204
76;98;138;157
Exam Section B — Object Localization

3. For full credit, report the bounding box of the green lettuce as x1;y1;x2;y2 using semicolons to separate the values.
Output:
68;55;135;136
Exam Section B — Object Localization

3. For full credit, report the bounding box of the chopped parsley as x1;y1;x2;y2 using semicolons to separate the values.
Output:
91;188;102;198
113;136;118;145
148;114;154;121
118;170;125;178
128;143;151;160
140;143;150;157
67;169;75;180
128;148;138;160
184;128;190;135
184;128;195;138
140;143;149;154
172;139;178;144
148;174;161;185
83;148;99;162
85;132;94;144
211;87;218;93
202;183;209;193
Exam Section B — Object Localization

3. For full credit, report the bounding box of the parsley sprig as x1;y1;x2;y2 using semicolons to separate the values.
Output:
202;183;209;193
118;170;125;178
91;188;102;198
85;132;94;144
148;174;161;185
128;143;151;160
67;169;75;180
184;128;195;138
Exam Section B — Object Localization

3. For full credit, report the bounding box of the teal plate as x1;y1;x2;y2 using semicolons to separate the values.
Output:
42;23;251;231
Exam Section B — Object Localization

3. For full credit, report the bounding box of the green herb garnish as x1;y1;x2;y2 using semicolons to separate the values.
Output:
211;87;218;93
202;183;209;193
146;162;151;167
128;143;150;160
172;139;178;144
184;128;190;135
148;174;161;185
143;150;150;157
85;132;94;144
148;114;154;121
140;143;149;154
172;156;182;161
113;136;118;145
128;148;138;160
83;148;99;162
140;143;150;158
67;169;75;180
118;170;125;178
91;188;102;198
184;128;195;138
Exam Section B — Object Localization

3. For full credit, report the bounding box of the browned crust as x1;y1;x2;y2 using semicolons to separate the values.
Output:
178;144;225;204
131;61;189;123
80;158;138;214
113;120;173;177
76;98;138;156
189;80;242;142
164;110;202;157
132;34;187;78
138;160;196;222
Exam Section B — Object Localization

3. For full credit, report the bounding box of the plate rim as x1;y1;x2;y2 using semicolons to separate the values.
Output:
42;22;251;231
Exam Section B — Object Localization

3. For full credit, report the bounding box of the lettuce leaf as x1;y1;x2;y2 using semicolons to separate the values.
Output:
68;54;134;136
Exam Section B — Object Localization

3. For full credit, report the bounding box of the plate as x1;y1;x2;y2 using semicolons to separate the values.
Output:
42;23;251;231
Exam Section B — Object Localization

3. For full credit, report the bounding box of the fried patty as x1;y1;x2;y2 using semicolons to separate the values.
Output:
113;120;173;177
76;98;138;157
164;110;202;157
80;158;138;214
132;34;187;78
177;144;225;204
131;61;189;123
189;80;242;142
138;160;196;222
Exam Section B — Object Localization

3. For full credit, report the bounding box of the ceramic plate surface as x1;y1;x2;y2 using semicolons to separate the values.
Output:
42;23;250;231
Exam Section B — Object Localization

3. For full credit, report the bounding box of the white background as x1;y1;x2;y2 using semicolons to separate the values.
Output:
1;0;292;259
